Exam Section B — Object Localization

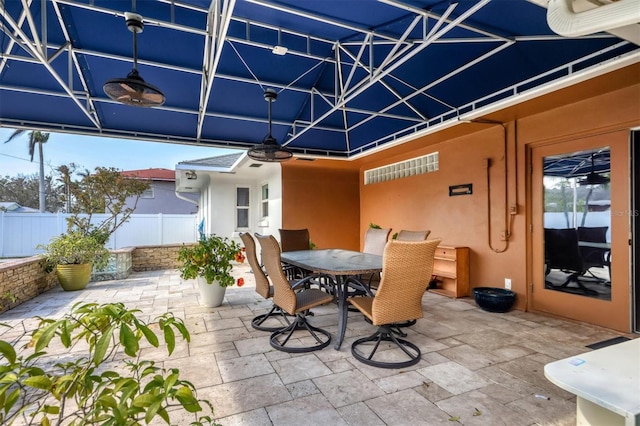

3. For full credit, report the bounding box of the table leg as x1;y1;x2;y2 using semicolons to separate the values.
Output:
334;276;347;350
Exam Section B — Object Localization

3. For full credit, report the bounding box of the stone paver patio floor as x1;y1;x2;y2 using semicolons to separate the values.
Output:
0;264;632;425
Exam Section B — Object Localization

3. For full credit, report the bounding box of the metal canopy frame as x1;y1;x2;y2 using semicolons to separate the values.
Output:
0;0;638;159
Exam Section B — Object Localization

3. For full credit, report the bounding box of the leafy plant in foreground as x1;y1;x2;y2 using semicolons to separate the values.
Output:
0;302;219;425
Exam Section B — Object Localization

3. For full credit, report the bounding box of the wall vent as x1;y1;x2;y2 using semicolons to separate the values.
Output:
364;152;439;185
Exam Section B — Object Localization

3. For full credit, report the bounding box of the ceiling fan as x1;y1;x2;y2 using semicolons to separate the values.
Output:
103;12;165;107
578;153;610;186
247;89;293;162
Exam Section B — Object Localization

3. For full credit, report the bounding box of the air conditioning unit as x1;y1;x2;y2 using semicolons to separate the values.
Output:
545;0;640;44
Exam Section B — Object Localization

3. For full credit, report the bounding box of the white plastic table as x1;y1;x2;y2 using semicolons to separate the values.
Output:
544;338;640;426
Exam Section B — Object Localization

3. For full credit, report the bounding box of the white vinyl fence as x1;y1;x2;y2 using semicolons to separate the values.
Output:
0;213;198;258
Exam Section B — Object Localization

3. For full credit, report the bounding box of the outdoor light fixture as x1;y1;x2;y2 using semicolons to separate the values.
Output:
247;89;293;162
185;170;197;180
578;153;610;186
272;45;288;55
103;12;165;107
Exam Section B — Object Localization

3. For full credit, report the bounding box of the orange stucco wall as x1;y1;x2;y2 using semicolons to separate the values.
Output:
359;125;523;303
281;64;640;332
281;160;360;251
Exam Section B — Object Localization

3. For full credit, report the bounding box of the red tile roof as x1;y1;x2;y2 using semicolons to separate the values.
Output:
120;168;176;181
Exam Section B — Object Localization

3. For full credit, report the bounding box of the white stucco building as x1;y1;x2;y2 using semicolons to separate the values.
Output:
175;152;282;246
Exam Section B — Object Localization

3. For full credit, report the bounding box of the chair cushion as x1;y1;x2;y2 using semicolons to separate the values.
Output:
294;289;334;313
363;228;391;255
349;296;374;322
279;228;310;252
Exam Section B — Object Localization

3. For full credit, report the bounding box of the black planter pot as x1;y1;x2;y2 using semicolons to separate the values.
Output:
473;287;516;313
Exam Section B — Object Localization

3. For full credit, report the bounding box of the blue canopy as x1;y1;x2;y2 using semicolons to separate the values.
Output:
0;0;637;159
544;149;610;178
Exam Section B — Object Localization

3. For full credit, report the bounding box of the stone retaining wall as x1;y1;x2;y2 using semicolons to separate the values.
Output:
132;243;188;271
0;257;57;313
0;243;189;314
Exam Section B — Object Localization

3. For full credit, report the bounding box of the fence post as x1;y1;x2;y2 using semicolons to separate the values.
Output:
158;213;163;245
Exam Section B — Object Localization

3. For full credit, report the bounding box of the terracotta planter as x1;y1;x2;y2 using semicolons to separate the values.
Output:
197;277;226;307
56;263;93;291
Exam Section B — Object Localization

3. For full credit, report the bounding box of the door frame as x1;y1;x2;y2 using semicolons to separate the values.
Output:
527;132;631;332
632;130;639;333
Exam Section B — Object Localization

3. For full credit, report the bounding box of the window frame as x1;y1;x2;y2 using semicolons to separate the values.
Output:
261;184;269;219
236;186;250;230
141;186;155;199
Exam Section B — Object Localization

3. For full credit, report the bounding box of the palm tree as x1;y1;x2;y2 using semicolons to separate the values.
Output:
3;130;50;212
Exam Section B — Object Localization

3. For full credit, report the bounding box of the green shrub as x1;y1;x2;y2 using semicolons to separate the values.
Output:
0;302;218;425
38;231;110;272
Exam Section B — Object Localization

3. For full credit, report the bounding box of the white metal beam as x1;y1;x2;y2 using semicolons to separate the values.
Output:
196;0;236;141
337;45;426;120
284;0;492;147
0;1;31;75
348;40;514;135
50;0;101;129
0;6;100;128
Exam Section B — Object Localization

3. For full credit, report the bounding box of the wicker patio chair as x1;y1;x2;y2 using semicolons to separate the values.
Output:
279;228;312;279
240;232;290;332
392;229;432;329
577;226;611;283
544;228;598;296
256;233;334;353
396;229;431;241
279;228;311;252
349;239;440;368
354;227;391;294
363;227;391;255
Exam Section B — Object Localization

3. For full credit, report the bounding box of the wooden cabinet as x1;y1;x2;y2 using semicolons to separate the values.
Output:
430;245;470;298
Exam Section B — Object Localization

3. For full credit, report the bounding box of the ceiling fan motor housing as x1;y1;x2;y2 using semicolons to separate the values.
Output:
264;88;277;103
125;12;143;33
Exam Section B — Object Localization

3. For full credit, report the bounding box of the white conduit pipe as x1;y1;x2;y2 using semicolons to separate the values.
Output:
547;0;640;37
175;191;199;207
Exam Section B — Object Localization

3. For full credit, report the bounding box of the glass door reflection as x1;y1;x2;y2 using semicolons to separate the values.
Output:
543;147;611;300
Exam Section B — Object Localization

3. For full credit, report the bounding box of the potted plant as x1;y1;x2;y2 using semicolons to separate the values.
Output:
39;230;110;291
178;234;243;307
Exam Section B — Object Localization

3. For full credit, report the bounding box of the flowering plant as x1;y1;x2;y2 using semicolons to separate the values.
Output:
178;234;242;287
234;247;246;263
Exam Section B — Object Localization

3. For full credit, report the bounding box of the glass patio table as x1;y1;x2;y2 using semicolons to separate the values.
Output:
280;249;382;350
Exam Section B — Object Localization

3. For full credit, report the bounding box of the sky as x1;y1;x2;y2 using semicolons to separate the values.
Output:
0;127;241;178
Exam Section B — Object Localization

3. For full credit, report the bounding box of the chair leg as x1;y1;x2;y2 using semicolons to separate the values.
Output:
270;313;331;353
394;319;417;328
546;271;599;296
252;304;291;332
363;316;415;337
351;325;421;369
